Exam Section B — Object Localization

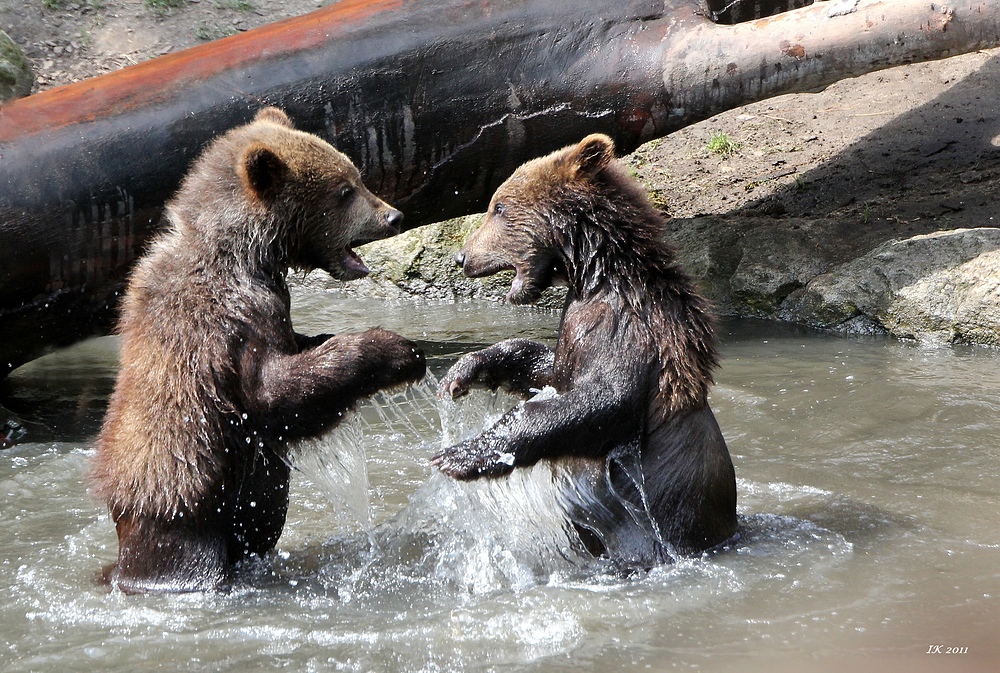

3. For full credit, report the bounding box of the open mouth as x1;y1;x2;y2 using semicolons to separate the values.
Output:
457;253;551;304
338;244;371;280
508;260;563;305
472;262;515;279
507;265;547;305
508;268;538;304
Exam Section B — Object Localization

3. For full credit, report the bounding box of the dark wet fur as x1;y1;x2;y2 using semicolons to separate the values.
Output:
438;135;737;564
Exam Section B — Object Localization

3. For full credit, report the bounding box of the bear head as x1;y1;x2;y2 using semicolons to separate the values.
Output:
173;107;402;281
456;133;640;304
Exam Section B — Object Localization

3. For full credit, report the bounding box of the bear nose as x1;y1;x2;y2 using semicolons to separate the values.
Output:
386;209;403;230
454;251;466;268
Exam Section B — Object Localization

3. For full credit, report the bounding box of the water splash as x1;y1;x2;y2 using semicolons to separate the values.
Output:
365;374;444;441
292;412;374;537
283;375;856;600
420;386;605;589
289;374;444;541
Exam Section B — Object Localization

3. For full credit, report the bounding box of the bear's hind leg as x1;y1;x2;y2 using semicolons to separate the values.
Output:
108;514;229;593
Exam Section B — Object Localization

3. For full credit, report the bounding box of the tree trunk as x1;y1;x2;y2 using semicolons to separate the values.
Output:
1;0;999;376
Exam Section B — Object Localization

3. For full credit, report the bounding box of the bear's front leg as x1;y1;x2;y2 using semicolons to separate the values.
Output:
433;345;652;480
433;371;643;480
440;338;554;400
247;327;426;439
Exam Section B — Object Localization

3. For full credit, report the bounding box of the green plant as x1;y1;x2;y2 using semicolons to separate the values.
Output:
146;0;185;15
221;0;253;9
42;0;63;9
196;23;236;41
647;187;669;212
706;131;738;157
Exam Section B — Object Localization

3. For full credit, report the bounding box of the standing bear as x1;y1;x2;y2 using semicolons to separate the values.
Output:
93;107;426;593
435;134;737;566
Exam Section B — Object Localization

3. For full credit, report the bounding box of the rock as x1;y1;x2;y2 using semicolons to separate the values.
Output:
667;216;1000;344
780;228;1000;345
335;210;1000;346
0;30;33;102
664;215;876;317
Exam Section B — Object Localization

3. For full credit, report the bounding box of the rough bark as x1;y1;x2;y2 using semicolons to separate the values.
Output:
1;0;999;376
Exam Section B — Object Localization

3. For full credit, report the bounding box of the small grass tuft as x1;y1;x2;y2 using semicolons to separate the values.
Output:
647;187;670;213
146;0;185;15
706;131;739;158
195;23;237;41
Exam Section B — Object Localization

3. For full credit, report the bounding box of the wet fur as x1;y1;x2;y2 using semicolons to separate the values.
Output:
93;108;426;593
437;134;737;561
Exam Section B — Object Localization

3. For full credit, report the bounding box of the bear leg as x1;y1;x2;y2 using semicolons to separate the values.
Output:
440;338;554;399
109;513;230;593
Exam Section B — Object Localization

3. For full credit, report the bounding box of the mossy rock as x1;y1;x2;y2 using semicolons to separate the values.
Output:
0;31;33;102
355;215;567;309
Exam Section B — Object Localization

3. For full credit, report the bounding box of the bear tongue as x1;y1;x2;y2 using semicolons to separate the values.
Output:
341;245;370;277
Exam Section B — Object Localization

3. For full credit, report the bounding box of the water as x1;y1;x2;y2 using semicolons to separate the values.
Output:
1;283;997;672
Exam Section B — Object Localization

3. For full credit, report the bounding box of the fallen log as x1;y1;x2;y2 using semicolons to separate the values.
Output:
2;0;999;377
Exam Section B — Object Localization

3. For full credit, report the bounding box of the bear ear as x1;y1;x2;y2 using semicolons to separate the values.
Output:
254;107;294;129
239;142;288;202
566;134;615;178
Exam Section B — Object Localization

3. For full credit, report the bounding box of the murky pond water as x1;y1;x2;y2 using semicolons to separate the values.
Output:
1;281;997;672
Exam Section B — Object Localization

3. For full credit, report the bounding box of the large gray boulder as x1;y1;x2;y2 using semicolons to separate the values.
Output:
0;31;32;102
665;216;869;317
779;228;1000;345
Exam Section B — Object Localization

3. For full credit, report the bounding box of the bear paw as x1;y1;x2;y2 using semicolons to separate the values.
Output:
359;327;427;386
430;439;516;480
438;351;489;400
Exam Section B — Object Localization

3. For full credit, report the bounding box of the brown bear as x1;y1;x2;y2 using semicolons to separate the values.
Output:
92;107;426;593
434;134;737;566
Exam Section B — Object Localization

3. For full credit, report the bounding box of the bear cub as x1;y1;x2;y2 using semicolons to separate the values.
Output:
435;134;737;566
93;107;425;593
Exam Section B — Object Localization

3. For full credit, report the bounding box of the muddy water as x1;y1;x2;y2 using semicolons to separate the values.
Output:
1;283;997;672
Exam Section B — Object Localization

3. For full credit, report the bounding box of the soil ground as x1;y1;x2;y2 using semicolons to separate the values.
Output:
2;0;999;249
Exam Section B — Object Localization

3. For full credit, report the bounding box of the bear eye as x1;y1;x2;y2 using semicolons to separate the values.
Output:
338;185;355;202
493;202;506;217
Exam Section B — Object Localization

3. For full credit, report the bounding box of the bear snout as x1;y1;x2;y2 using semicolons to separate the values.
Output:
454;251;466;268
385;208;403;232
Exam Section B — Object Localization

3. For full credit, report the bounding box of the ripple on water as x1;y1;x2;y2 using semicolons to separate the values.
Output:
7;320;991;672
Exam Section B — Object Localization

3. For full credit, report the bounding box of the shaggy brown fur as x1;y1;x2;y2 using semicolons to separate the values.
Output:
93;108;425;593
436;134;737;563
